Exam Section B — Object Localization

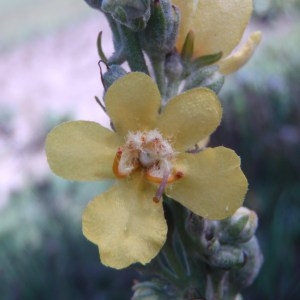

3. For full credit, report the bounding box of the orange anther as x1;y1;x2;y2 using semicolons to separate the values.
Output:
152;196;160;203
175;171;184;179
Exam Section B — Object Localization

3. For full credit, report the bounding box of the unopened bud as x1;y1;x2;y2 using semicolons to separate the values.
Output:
165;51;183;81
101;0;151;31
102;64;127;90
209;245;245;269
229;237;264;291
140;0;180;60
219;207;258;244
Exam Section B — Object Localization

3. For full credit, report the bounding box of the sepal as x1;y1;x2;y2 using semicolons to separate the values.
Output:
101;64;127;90
190;52;223;73
180;30;194;63
183;65;218;91
183;65;224;94
219;207;258;244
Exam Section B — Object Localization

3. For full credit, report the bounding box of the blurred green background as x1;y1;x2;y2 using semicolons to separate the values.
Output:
0;0;300;299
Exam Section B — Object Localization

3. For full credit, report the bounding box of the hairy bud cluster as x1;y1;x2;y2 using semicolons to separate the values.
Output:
186;207;263;294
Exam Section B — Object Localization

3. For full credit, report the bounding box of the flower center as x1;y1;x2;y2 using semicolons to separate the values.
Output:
112;130;183;202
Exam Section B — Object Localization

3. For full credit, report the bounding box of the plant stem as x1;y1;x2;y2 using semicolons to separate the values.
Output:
206;270;226;300
120;25;149;74
151;58;167;98
165;78;180;103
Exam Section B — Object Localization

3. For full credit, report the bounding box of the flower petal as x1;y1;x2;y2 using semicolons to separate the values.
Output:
157;88;222;151
219;31;262;74
167;147;248;220
173;0;253;58
82;176;167;269
45;121;120;181
105;72;161;136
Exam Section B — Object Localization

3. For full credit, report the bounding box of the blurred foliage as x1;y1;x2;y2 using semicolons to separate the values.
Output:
254;0;300;20
0;0;93;51
0;179;137;300
211;5;300;299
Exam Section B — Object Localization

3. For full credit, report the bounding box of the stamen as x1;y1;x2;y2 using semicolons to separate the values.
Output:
112;148;128;178
153;171;170;203
112;148;140;178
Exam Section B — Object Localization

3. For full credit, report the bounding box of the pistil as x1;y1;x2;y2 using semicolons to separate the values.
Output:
149;170;184;203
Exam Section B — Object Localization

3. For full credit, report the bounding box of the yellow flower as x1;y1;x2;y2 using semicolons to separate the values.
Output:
172;0;262;74
45;72;247;269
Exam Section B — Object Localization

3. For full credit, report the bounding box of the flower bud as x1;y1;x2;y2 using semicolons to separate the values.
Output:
132;281;175;300
209;245;245;269
101;0;151;31
140;0;180;60
165;51;183;81
219;207;258;244
229;237;264;291
102;64;127;91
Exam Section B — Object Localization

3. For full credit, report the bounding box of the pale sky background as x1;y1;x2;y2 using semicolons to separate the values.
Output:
0;0;113;207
